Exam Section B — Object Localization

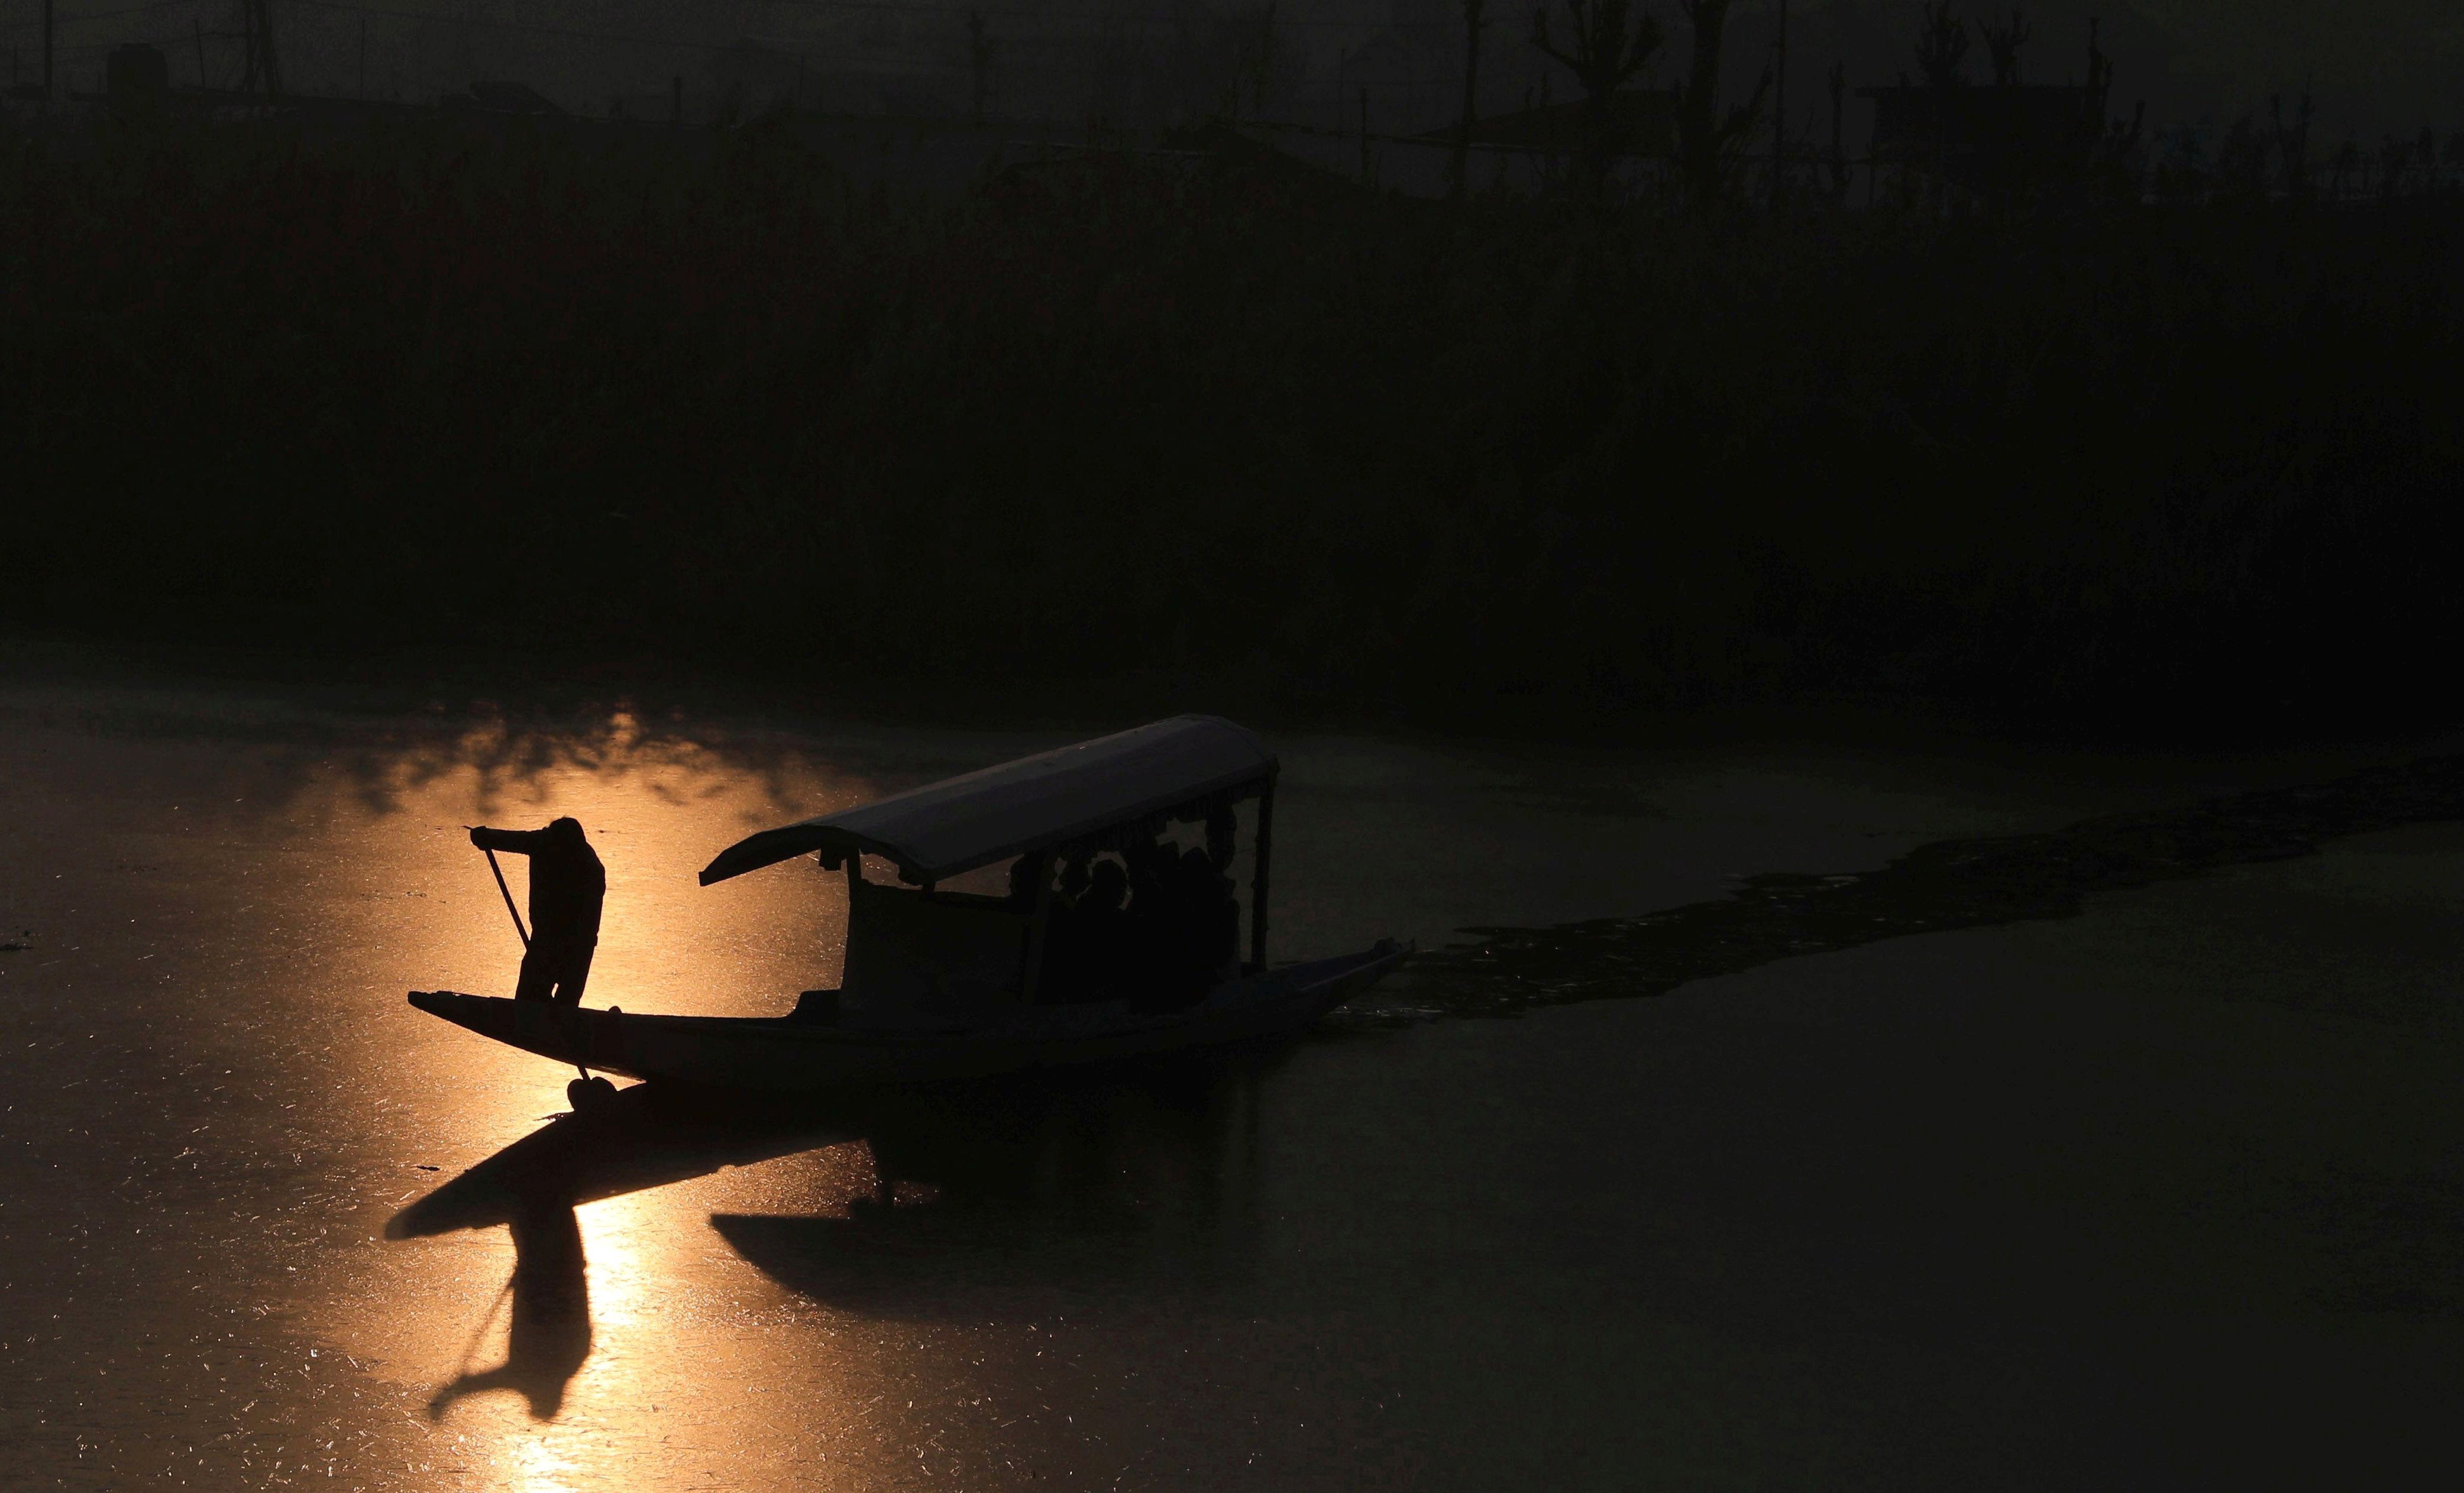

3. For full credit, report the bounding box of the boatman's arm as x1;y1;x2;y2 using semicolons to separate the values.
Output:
469;826;547;855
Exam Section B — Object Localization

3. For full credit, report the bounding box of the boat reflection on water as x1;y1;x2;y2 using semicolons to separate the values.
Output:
387;1048;1279;1418
719;1049;1273;1320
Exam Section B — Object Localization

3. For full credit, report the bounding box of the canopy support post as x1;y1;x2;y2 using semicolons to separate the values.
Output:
1017;857;1053;1005
843;855;864;990
1249;776;1275;973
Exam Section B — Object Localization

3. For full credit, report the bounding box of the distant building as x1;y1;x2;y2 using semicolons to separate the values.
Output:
1327;5;1574;138
1417;88;1678;157
704;38;956;122
1334;30;1447;135
450;80;566;116
1858;20;2123;197
106;44;170;117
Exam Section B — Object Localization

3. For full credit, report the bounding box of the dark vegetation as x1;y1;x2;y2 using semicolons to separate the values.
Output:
3;112;2460;734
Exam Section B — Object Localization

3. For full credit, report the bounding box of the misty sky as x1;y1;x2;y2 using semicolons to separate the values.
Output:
11;0;2457;134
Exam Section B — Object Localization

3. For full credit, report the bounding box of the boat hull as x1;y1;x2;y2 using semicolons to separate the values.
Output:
409;941;1405;1090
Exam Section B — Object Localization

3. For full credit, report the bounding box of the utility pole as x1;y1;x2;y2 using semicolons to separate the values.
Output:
1359;86;1370;184
1770;0;1790;207
1451;0;1487;201
193;17;207;89
43;0;54;100
237;0;282;96
965;8;991;126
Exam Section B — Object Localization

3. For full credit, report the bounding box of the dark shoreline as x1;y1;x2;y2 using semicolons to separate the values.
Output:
20;629;2460;760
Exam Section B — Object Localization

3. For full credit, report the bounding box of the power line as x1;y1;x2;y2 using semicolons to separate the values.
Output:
9;0;1439;40
2;0;195;30
7;0;1528;106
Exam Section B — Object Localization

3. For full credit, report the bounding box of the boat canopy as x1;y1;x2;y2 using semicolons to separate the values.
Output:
699;715;1276;888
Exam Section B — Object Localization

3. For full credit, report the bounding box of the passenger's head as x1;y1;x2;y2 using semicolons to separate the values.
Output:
1008;853;1048;902
1086;858;1128;912
547;817;587;847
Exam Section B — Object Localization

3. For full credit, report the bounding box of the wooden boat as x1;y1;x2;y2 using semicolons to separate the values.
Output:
410;715;1406;1093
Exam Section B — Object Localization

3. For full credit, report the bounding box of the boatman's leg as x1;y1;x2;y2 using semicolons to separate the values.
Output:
513;943;557;1002
548;941;596;1008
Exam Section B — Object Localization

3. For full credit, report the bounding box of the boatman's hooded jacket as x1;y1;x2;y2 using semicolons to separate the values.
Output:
470;817;605;953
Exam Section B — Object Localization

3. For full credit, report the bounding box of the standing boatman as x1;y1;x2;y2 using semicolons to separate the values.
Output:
470;817;605;1005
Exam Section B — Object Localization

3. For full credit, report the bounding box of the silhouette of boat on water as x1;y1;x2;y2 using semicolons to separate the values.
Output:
410;716;1405;1094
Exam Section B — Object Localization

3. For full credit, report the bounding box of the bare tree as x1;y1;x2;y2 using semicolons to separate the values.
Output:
1673;0;1770;211
1530;0;1664;195
1914;1;1968;88
1825;59;1849;203
1978;9;2027;86
2269;91;2311;200
2378;132;2419;201
1234;2;1281;121
2215;111;2270;199
1527;0;1666;199
964;8;994;125
2081;20;2144;198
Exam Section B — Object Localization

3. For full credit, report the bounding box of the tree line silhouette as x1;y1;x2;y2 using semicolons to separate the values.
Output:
4;15;2461;733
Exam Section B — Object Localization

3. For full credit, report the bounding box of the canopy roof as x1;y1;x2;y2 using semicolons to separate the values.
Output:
699;715;1275;888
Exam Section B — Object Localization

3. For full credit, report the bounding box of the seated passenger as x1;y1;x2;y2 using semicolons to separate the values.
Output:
1124;837;1174;914
1081;857;1127;916
1069;859;1134;1000
1006;851;1050;909
1055;851;1091;911
1178;843;1240;979
1206;805;1237;873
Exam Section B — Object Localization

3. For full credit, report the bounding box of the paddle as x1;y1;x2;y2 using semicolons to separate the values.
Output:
474;835;529;950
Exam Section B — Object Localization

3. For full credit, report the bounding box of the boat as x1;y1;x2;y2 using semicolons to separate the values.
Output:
409;715;1407;1093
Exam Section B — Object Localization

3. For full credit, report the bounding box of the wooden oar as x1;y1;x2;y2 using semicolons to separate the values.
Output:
478;837;599;1084
481;844;529;949
476;832;590;1083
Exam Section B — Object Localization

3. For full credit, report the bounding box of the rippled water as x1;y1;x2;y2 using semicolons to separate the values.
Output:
1395;752;2464;1019
5;675;2458;1488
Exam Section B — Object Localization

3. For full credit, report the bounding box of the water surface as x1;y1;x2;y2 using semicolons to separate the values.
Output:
4;678;2458;1488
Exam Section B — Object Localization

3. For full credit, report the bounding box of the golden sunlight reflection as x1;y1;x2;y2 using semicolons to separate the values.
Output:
509;1436;586;1493
332;708;887;1021
25;679;2430;1492
361;1131;893;1490
268;708;933;1490
5;688;1591;1491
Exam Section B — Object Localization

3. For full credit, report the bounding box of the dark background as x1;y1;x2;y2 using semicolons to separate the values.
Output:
7;0;2462;739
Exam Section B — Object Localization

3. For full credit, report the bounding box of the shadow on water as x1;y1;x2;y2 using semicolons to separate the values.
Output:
1388;752;2464;1020
387;1085;863;1420
387;1050;1278;1414
421;1199;591;1420
715;1051;1274;1320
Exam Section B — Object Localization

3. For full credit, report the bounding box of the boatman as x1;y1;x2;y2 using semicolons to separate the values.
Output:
471;817;606;1005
